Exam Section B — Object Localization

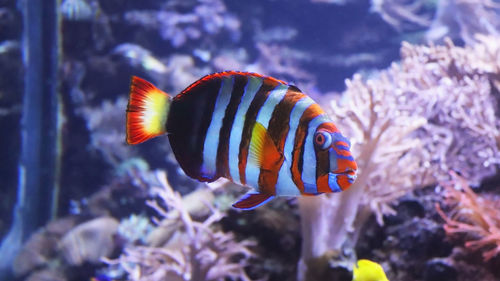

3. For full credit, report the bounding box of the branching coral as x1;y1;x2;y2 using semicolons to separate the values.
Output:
106;171;255;281
427;0;500;44
124;0;240;48
436;171;500;261
297;36;500;280
370;0;433;32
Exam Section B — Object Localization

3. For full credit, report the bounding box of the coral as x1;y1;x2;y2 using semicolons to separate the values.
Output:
370;0;433;32
427;0;500;44
112;43;168;75
117;214;153;244
297;36;500;279
78;97;132;166
436;172;500;261
124;0;240;48
106;171;255;281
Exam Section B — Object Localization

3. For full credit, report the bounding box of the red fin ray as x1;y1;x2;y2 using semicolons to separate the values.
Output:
232;192;275;210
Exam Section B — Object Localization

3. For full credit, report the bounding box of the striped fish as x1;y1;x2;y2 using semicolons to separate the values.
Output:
126;71;357;210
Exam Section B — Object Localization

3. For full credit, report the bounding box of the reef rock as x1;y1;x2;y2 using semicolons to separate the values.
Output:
13;216;80;277
59;217;119;265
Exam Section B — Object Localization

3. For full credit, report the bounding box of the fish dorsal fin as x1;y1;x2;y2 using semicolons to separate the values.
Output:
248;122;284;171
232;192;275;210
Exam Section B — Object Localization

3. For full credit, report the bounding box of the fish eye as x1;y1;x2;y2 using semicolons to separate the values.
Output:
314;131;332;150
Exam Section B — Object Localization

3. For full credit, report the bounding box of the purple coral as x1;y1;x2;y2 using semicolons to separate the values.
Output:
124;0;240;48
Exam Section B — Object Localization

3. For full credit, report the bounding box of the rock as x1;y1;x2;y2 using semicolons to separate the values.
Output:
387;217;452;259
59;217;119;265
423;258;458;281
13;216;80;277
25;268;67;281
13;232;56;277
384;197;425;225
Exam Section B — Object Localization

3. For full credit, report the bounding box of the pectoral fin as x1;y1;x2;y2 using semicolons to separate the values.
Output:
248;122;284;172
232;192;275;210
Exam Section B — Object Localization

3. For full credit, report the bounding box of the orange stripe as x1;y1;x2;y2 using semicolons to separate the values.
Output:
337;175;351;191
258;89;307;194
238;78;279;184
334;148;352;157
291;103;324;193
316;174;330;193
318;122;339;133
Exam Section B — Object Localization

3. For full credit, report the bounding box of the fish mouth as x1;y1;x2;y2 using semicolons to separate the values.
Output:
342;169;357;183
328;169;357;192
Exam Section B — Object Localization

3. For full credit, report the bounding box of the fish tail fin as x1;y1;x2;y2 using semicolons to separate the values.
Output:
126;76;171;145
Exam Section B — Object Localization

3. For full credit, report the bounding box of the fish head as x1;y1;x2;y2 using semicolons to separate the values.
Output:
313;123;357;193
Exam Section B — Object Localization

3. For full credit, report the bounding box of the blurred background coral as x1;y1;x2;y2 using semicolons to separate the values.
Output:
0;0;499;280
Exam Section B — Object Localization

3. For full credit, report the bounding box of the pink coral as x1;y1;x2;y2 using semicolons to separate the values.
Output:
436;171;500;261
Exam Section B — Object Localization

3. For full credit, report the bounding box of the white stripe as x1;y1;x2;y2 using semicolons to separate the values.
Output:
276;162;301;196
201;76;234;177
228;76;263;184
302;114;330;192
245;84;289;190
275;96;314;196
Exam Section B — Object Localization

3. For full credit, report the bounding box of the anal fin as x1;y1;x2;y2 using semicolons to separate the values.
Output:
232;192;274;210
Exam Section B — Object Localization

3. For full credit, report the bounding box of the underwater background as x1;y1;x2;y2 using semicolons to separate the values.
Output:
1;0;500;280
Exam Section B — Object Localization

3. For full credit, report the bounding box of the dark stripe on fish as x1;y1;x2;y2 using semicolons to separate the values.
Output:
260;88;306;191
167;77;222;181
291;103;322;191
238;78;279;185
216;75;248;179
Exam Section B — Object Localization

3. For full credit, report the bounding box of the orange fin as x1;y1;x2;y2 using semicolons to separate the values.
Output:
126;76;171;145
248;122;284;171
232;192;275;210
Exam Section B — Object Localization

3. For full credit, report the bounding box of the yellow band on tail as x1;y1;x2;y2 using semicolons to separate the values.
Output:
126;76;171;145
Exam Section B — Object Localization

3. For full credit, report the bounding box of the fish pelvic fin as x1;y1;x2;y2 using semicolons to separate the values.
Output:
232;192;275;210
126;76;171;145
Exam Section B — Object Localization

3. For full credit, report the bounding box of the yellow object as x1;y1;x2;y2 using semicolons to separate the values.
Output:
352;259;389;281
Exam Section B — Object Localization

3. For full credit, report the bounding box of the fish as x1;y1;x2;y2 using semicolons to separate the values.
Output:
352;259;389;281
126;71;357;210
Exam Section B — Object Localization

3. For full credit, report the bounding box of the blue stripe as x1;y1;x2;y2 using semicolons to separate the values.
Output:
245;84;289;189
328;173;342;192
301;114;330;193
228;77;262;184
282;97;315;168
336;155;355;161
332;132;351;147
329;148;338;172
276;96;314;196
201;76;234;177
